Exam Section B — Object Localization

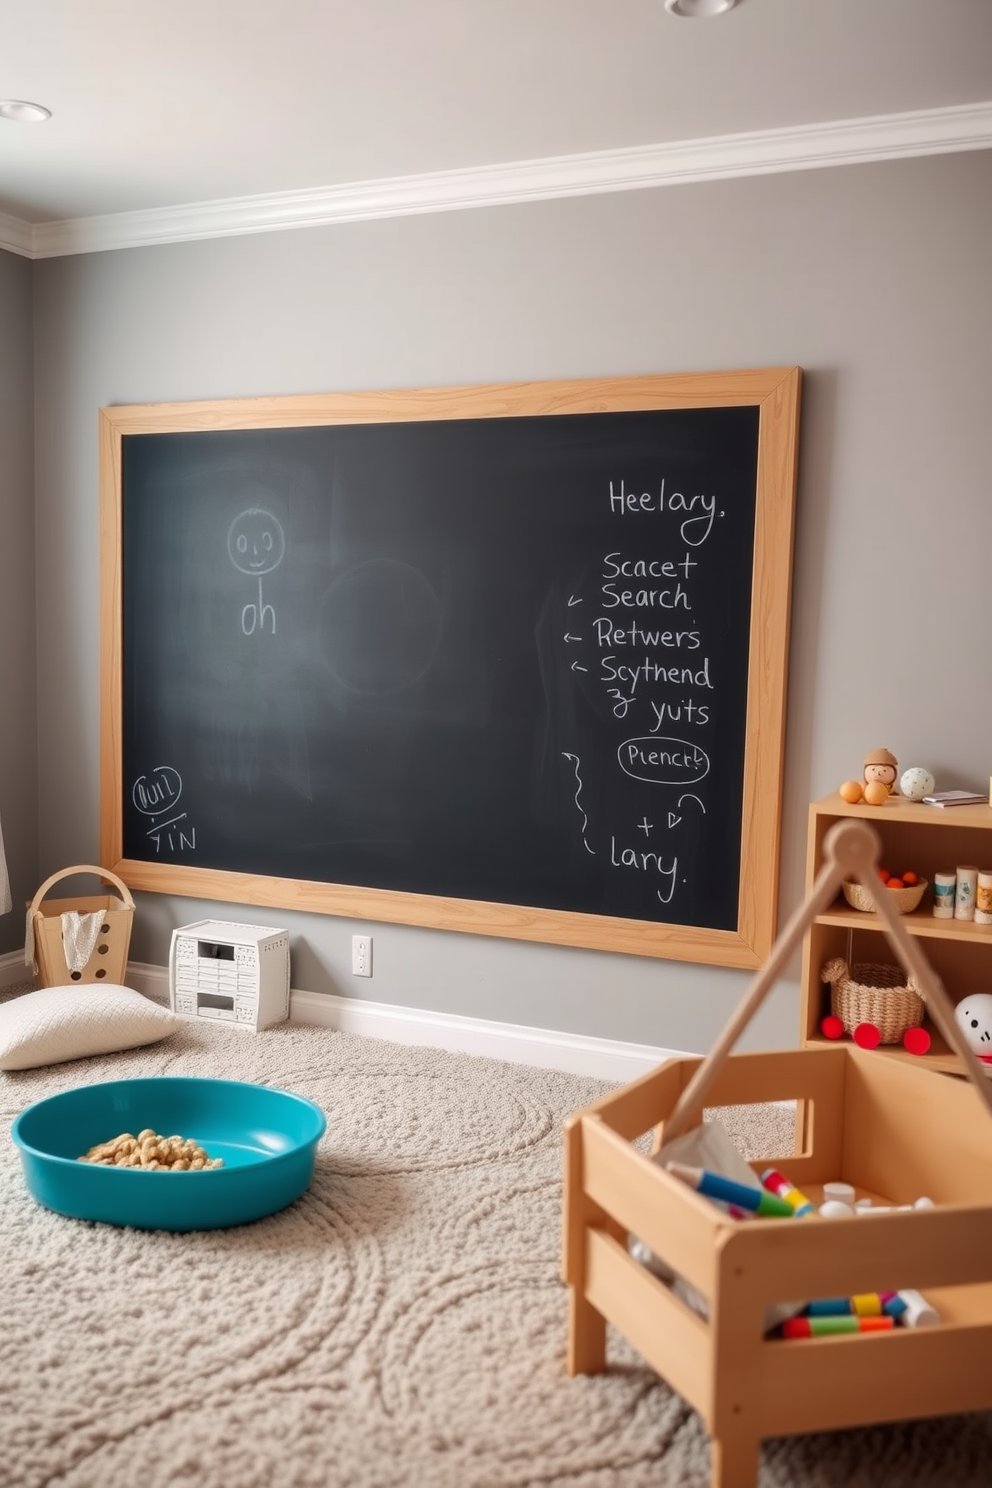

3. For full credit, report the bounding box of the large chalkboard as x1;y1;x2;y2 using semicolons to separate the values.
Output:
100;371;801;966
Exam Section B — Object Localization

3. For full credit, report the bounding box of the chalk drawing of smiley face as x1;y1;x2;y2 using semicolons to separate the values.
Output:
227;508;286;575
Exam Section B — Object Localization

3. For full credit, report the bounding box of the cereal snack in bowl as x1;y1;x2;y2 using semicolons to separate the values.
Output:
11;1076;325;1231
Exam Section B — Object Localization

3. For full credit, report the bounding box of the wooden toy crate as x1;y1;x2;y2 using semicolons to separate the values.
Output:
28;864;135;987
563;820;992;1488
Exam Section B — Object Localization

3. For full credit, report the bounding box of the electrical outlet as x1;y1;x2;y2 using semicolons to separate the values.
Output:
352;934;372;977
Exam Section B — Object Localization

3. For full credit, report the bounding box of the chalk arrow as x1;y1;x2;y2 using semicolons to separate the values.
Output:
564;634;582;643
571;662;588;673
568;595;583;606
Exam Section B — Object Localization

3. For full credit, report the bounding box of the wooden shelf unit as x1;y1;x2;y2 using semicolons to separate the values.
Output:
800;793;992;1076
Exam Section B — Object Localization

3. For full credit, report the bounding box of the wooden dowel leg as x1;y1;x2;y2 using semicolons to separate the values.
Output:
710;1428;760;1488
567;1286;607;1375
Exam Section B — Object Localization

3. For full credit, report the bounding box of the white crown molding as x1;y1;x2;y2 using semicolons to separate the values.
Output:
0;210;35;257
4;99;992;262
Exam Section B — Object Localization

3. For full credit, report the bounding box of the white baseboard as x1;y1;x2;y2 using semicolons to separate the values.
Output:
0;950;31;990
2;951;794;1096
125;961;684;1082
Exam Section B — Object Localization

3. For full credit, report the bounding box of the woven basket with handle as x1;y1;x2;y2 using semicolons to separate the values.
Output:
27;864;135;988
821;956;924;1043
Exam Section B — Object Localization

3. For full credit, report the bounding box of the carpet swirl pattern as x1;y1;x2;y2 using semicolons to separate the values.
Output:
2;1014;991;1487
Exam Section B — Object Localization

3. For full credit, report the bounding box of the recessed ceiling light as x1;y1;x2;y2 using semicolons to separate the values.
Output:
664;0;739;16
0;99;51;123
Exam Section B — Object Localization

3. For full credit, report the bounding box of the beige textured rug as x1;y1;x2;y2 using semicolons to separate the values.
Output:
2;1013;991;1488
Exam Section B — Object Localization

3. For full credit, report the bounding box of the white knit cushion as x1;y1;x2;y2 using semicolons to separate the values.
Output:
0;984;179;1071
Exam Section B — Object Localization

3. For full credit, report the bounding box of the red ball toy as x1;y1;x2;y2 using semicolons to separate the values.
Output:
853;1022;881;1050
902;1026;931;1056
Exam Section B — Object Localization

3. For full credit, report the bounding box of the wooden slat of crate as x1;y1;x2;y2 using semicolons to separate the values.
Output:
568;1058;686;1141
579;1115;722;1298
755;1324;992;1437
717;1200;992;1302
585;1228;713;1420
840;1052;992;1205
657;1047;847;1166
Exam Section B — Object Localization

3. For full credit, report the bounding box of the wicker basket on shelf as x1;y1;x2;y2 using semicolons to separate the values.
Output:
821;957;925;1043
842;878;928;914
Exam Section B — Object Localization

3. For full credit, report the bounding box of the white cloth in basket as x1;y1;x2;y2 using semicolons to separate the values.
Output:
60;910;105;973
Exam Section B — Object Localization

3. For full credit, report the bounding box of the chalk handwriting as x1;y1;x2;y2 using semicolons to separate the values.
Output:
601;580;690;611
600;654;712;697
132;766;182;816
146;817;197;854
562;464;735;915
132;765;197;855
562;753;596;855
607;688;634;719
617;737;710;786
228;508;285;637
609;837;679;903
242;580;276;636
608;478;719;547
593;619;700;649
602;552;698;580
649;698;710;729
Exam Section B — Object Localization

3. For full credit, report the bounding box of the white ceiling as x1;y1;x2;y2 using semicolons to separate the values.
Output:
2;0;991;257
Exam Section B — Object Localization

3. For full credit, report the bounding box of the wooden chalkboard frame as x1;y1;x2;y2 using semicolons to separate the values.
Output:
100;368;801;968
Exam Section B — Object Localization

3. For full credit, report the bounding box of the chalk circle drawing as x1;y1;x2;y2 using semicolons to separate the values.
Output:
617;737;710;786
319;558;442;695
132;765;182;816
131;765;196;853
561;752;595;855
228;507;286;574
228;508;286;636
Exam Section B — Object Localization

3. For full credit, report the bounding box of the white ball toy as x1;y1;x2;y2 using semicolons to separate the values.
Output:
900;766;935;800
955;994;992;1055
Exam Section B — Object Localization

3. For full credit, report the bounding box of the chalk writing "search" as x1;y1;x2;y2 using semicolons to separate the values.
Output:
618;737;710;785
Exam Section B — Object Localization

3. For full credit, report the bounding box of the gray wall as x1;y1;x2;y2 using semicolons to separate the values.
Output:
29;148;992;1052
0;249;37;952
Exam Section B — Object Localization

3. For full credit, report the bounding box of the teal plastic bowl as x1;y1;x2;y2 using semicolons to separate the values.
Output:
11;1077;326;1232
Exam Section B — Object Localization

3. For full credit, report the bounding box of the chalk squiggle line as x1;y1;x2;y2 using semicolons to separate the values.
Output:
561;752;595;855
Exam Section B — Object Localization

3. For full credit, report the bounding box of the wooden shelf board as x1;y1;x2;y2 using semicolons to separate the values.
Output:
802;1026;992;1079
813;792;992;830
815;903;992;943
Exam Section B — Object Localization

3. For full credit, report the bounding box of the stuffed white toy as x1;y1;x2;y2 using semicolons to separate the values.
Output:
954;994;992;1061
